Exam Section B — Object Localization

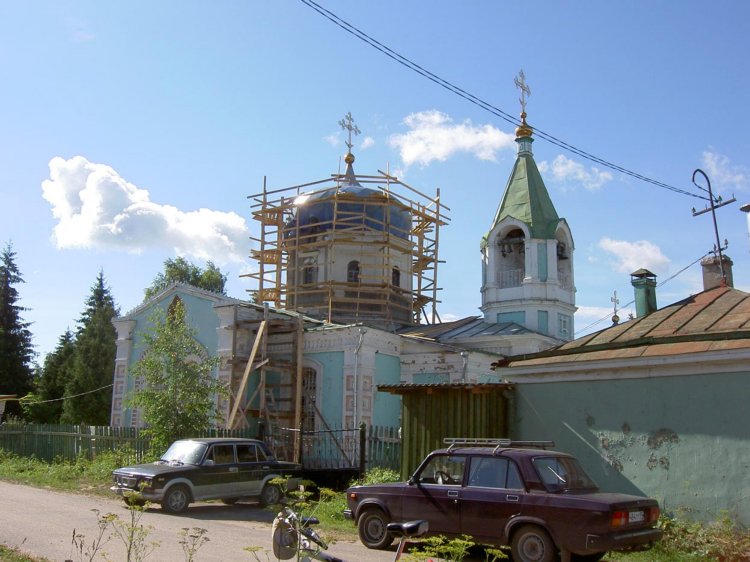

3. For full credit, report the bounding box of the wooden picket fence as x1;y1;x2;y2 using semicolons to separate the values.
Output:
0;423;401;472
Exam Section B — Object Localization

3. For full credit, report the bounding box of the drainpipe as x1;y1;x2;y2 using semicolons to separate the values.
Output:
353;327;366;426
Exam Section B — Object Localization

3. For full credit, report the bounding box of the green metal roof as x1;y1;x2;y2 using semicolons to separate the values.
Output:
483;152;561;246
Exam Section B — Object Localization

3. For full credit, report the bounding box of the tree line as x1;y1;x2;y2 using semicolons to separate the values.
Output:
0;243;227;432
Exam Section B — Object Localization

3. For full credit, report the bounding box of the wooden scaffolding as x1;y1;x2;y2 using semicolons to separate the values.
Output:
243;170;449;327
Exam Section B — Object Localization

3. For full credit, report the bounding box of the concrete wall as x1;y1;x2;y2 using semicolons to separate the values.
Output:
511;373;750;525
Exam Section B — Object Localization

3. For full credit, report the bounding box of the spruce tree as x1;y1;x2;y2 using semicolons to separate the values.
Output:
61;271;118;425
26;330;75;423
0;242;34;419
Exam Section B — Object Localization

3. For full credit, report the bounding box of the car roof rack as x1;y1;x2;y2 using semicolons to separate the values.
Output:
443;438;555;455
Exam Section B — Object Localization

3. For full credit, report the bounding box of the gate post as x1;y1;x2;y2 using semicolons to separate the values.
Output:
358;422;366;478
297;419;304;467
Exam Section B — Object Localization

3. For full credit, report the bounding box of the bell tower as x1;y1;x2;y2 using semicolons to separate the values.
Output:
480;72;576;340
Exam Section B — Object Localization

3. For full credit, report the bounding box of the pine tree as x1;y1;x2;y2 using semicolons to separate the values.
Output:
128;299;225;451
0;242;35;419
26;330;75;423
61;271;118;425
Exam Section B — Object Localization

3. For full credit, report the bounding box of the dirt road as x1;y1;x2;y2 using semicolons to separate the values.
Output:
0;481;397;561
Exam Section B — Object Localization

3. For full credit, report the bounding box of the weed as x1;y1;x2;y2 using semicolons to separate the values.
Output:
178;527;210;562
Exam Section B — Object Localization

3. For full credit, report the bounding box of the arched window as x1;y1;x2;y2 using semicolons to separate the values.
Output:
391;266;401;287
347;260;360;283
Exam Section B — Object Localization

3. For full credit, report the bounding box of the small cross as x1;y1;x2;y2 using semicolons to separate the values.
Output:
611;290;621;325
611;291;619;314
338;111;361;153
514;70;531;114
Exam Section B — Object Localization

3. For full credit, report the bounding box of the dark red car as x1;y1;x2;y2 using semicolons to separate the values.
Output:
344;439;662;562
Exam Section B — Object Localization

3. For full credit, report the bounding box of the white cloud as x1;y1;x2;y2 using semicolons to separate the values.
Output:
360;136;375;150
324;134;340;147
598;238;670;274
389;110;515;167
538;155;613;191
701;150;748;191
41;156;249;263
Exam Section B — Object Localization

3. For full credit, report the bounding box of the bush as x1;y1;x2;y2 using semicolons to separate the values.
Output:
656;513;750;561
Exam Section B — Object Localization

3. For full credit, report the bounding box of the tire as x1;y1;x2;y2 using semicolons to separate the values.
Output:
221;498;239;505
259;483;282;507
357;508;394;550
161;484;191;514
511;525;558;562
571;554;605;562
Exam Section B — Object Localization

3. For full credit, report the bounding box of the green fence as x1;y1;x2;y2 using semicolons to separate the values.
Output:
0;423;400;471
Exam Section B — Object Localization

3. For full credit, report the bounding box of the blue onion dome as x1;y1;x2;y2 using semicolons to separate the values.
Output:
285;154;411;240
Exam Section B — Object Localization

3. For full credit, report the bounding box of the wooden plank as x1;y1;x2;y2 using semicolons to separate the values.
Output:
228;320;267;428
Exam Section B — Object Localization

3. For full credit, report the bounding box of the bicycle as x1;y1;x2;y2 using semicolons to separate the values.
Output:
271;504;428;562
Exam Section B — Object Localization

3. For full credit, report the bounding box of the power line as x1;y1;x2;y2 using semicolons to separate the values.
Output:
299;0;706;201
573;252;710;335
17;384;114;404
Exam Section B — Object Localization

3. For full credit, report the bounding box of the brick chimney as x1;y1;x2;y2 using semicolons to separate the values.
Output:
630;269;657;318
701;254;733;290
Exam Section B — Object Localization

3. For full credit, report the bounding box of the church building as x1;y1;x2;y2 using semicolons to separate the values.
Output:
110;84;574;461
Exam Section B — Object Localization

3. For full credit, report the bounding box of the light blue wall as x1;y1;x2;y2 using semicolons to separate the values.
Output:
373;353;401;427
122;290;221;424
512;373;750;525
537;242;548;282
306;351;345;426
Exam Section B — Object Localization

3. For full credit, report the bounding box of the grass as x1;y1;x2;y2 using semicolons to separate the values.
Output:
0;451;747;561
0;544;50;562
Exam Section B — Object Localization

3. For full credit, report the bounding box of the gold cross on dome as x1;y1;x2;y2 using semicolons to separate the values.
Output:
338;112;361;153
514;70;531;114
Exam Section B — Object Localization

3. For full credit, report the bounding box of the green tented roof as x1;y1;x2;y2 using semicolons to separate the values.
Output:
483;153;560;246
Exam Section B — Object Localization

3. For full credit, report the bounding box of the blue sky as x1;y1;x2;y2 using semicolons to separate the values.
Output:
2;1;749;360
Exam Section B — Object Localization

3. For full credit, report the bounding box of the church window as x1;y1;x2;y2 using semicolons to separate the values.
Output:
558;313;571;338
302;367;317;432
347;260;360;283
391;266;401;287
302;265;316;284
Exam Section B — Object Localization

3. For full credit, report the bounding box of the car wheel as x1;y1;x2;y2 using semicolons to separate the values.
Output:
357;508;394;550
161;484;191;514
221;498;239;505
259;483;282;507
511;525;557;562
571;554;605;562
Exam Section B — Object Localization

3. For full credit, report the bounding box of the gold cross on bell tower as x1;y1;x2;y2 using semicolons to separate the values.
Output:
514;70;531;114
338;112;361;153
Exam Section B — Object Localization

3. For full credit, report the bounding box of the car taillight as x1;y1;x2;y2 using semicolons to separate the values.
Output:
648;506;660;523
611;510;628;528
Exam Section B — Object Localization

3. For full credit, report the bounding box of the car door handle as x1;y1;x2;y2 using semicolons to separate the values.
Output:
506;495;519;502
447;491;459;498
229;467;238;473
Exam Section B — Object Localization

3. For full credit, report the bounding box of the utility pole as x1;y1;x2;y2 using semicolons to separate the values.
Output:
691;169;736;284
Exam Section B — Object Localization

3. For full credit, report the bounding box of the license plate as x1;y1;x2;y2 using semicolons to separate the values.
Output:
629;510;645;523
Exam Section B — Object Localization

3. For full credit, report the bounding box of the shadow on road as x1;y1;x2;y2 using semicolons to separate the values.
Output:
128;500;279;523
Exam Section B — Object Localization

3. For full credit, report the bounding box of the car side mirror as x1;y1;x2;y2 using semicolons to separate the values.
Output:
407;476;416;486
203;459;215;467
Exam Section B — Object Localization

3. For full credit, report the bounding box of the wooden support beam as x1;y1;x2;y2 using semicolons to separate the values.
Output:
227;320;266;428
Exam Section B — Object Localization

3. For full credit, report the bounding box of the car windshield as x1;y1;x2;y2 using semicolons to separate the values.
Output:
160;441;207;465
532;456;598;492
